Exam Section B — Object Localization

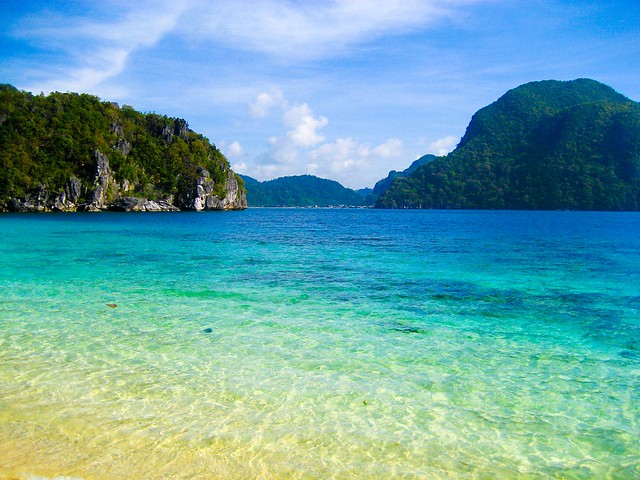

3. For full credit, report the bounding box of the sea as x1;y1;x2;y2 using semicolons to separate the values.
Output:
0;208;638;479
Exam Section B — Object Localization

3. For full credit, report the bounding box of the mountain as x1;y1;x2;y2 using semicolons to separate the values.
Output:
377;79;640;210
241;174;369;207
372;154;437;197
0;85;246;212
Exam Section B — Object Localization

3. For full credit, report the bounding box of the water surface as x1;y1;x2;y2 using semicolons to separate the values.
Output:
0;209;638;478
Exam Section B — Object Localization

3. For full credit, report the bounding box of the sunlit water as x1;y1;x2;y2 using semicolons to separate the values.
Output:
0;209;638;479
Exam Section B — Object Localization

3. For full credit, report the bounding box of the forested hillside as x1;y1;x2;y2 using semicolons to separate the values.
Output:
377;79;640;210
0;85;246;211
242;175;368;207
372;154;437;197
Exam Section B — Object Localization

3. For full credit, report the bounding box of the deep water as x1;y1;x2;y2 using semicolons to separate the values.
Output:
0;209;639;479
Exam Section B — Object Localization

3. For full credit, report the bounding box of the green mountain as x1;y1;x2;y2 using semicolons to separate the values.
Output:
241;174;369;207
377;79;640;210
0;85;246;211
372;154;438;197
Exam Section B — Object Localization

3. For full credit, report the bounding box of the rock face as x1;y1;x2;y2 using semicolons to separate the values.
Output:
4;154;246;213
53;177;83;211
86;150;115;211
110;197;180;212
177;168;248;211
221;170;247;210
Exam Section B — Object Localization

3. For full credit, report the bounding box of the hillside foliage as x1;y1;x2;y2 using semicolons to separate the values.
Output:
242;175;368;207
0;84;234;206
377;79;640;210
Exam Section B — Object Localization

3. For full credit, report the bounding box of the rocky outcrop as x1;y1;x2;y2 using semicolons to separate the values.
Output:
220;170;248;210
162;118;190;144
177;167;247;211
109;197;179;212
7;185;50;212
115;138;132;156
4;157;246;213
86;150;116;211
53;177;83;211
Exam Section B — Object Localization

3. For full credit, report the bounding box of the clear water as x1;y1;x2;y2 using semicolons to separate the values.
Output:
0;209;638;479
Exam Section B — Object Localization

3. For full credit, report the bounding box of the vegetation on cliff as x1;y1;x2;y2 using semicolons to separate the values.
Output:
377;79;640;210
0;84;246;211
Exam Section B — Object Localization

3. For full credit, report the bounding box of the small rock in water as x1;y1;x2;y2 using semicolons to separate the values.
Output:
203;327;213;333
106;303;117;308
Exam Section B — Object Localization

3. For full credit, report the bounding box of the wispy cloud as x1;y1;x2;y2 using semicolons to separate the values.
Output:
185;0;483;60
11;0;488;93
15;1;190;94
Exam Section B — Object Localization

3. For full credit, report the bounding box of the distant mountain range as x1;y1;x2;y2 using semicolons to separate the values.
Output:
241;155;438;207
241;174;371;207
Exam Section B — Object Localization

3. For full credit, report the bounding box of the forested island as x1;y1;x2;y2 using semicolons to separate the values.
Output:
377;79;640;210
0;85;246;212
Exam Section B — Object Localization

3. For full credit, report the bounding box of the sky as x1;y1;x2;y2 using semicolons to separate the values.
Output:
1;0;639;189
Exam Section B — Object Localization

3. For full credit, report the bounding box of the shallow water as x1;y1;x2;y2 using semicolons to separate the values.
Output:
0;209;638;479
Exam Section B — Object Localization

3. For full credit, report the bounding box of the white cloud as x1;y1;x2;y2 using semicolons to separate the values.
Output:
186;0;483;60
307;138;405;188
226;141;244;158
246;89;407;187
372;139;403;158
251;91;328;147
428;135;459;155
284;104;328;147
232;161;248;174
250;87;287;117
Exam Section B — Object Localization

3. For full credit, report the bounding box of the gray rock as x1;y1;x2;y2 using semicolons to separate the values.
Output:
110;197;179;212
174;119;189;141
162;123;174;144
175;166;247;211
66;177;82;204
52;177;83;211
89;150;116;210
110;197;143;212
115;138;132;156
111;121;124;137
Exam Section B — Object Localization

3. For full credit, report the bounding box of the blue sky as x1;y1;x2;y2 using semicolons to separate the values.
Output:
1;0;639;188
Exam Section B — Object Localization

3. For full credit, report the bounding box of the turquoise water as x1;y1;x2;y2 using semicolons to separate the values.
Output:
0;209;639;479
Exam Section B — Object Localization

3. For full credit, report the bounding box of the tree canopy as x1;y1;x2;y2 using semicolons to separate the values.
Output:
242;175;369;207
0;85;236;207
377;79;640;210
